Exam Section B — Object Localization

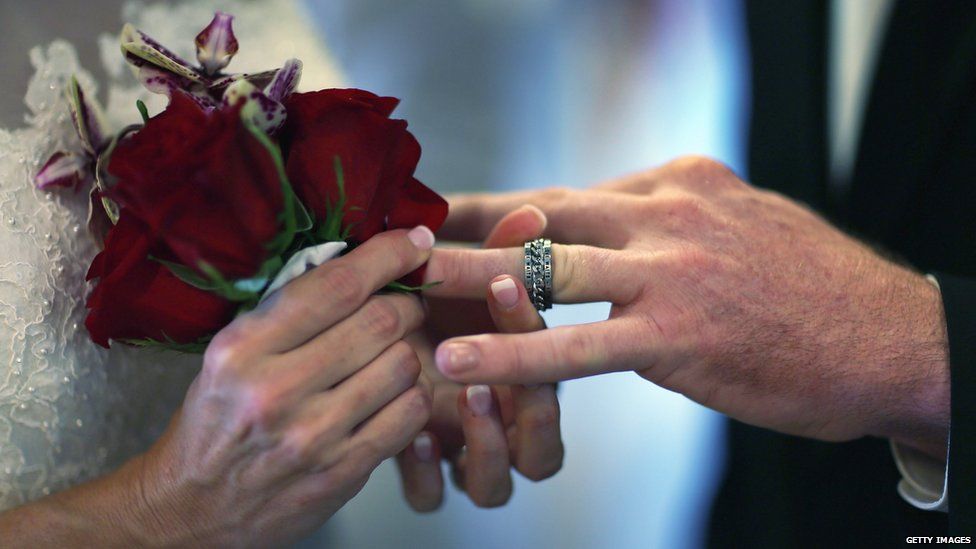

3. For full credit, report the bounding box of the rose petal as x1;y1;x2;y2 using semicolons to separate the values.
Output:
85;213;235;347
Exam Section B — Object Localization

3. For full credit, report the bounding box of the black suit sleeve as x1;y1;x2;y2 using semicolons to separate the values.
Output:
935;273;976;535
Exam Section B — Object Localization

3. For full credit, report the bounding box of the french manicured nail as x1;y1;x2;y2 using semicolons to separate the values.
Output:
436;342;479;375
490;277;519;309
413;432;434;461
466;385;493;416
407;225;435;250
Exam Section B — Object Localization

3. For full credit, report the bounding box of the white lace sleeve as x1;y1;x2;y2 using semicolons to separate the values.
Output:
0;0;344;511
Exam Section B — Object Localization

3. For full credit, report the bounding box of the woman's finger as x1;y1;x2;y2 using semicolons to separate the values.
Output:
396;431;445;512
424;244;643;305
486;275;546;332
485;275;563;481
458;385;513;507
282;294;425;392
292;341;422;455
346;384;433;469
247;226;436;353
435;318;663;384
439;190;632;247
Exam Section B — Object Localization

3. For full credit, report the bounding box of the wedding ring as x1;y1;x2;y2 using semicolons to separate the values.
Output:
523;238;553;311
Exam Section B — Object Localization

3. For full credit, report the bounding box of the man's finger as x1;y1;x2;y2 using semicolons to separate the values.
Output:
247;226;435;353
439;189;631;247
434;318;660;384
424;245;642;305
510;385;563;481
482;204;548;248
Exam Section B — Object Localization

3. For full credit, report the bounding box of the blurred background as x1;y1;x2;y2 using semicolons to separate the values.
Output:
304;0;750;547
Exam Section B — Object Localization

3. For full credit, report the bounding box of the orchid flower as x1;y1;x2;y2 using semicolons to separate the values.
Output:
120;12;302;133
35;77;109;191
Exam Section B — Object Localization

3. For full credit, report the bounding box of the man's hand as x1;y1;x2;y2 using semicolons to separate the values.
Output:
396;206;564;510
424;156;950;457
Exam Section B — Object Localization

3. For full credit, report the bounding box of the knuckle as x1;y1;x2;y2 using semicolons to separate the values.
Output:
554;245;583;299
403;385;433;425
662;192;708;220
361;297;403;339
234;384;281;434
280;427;319;467
203;329;251;381
389;341;422;385
671;155;732;178
316;265;365;309
521;406;560;435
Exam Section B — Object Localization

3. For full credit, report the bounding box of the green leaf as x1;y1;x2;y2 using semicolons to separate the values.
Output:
241;116;301;256
293;194;313;233
151;256;218;291
384;280;442;293
136;99;150;124
317;155;352;242
118;334;211;354
197;261;262;303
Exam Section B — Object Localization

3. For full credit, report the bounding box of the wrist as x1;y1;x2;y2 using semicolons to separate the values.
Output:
0;454;157;547
871;271;950;459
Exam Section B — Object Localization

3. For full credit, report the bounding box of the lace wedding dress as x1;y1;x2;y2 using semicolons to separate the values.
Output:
0;0;342;510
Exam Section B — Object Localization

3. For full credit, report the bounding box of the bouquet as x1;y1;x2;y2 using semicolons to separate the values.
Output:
35;12;448;352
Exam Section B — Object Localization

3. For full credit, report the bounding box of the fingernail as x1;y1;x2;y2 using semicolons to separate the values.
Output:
407;225;435;250
413;432;434;461
435;342;479;376
490;277;519;309
466;385;493;416
522;204;548;232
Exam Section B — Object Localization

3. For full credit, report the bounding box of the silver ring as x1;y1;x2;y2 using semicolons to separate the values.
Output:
523;238;553;311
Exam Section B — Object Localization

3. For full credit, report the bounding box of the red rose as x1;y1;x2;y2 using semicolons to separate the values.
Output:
85;212;236;348
281;89;448;243
108;91;287;279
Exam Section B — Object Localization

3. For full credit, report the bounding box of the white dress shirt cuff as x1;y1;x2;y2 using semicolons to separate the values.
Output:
891;438;949;512
890;272;949;513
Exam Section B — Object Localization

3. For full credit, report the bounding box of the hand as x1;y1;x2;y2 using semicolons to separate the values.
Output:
424;156;950;456
396;206;564;510
0;228;435;547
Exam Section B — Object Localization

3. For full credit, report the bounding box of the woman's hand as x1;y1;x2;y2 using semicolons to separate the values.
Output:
424;157;950;455
396;206;564;510
0;227;437;548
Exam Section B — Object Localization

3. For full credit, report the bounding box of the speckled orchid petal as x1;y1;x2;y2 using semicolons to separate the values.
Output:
66;76;109;154
135;63;197;98
121;23;205;88
265;59;303;102
195;12;239;76
209;69;278;97
222;79;287;135
35;151;90;191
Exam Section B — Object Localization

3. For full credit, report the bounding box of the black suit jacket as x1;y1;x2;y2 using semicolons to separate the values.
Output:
708;1;976;545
